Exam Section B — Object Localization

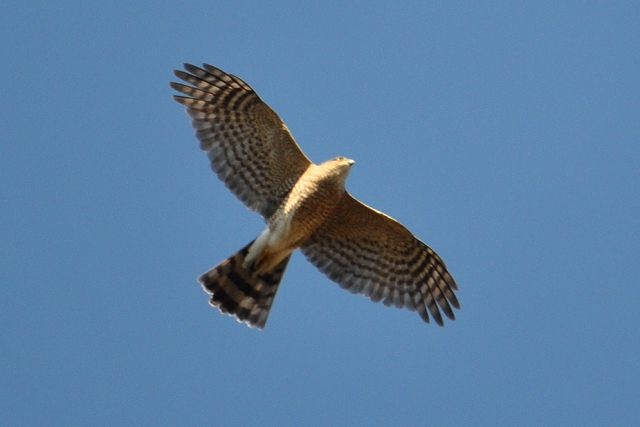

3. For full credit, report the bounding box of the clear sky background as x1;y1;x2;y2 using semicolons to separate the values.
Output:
1;1;639;426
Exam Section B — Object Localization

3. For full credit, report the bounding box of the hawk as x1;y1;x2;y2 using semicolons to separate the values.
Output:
171;63;460;329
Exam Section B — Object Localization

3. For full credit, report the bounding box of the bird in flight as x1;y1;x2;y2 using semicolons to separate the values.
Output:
170;63;460;329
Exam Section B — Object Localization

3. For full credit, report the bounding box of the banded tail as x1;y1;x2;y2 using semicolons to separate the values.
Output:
198;240;292;329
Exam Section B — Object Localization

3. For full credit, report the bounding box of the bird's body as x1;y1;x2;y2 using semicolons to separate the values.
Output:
248;158;354;274
171;63;460;329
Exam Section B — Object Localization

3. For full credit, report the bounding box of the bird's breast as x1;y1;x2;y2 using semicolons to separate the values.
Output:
269;168;345;250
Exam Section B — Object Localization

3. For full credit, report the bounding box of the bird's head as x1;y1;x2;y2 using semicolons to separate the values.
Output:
317;156;355;188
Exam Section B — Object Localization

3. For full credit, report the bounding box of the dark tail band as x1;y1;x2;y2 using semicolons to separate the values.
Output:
198;240;291;329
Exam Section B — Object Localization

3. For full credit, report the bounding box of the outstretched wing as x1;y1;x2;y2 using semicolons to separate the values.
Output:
300;193;460;325
171;63;312;219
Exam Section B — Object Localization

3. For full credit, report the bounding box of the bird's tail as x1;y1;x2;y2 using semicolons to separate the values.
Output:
198;240;291;329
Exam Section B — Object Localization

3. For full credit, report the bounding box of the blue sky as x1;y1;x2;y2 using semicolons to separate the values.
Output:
1;1;639;426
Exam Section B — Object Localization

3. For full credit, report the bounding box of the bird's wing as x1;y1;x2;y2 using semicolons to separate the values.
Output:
300;192;459;325
171;63;312;219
